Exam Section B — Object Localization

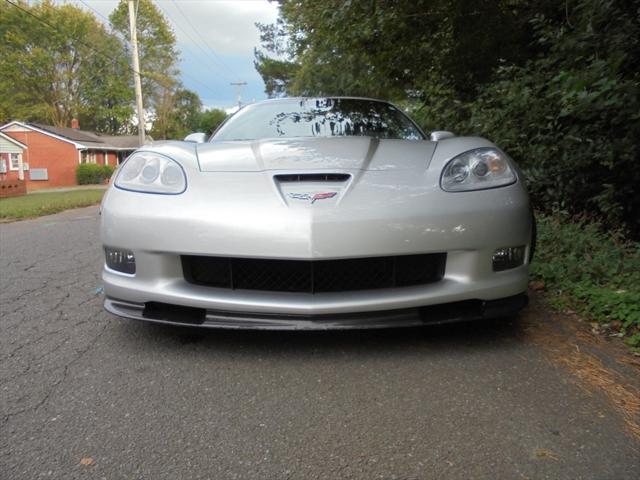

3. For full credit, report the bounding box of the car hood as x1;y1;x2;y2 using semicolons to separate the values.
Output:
196;137;437;172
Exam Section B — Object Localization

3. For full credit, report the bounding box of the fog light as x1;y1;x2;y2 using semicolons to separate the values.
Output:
105;247;136;274
492;246;525;272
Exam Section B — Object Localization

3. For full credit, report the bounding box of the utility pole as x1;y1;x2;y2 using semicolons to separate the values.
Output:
230;81;247;110
128;0;145;146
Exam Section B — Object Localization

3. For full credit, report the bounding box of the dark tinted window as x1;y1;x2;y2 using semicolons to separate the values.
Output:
212;98;424;141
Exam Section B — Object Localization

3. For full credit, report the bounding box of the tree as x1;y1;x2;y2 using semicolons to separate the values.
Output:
255;0;533;101
465;1;640;234
110;0;181;136
151;88;202;140
196;108;228;136
253;50;299;98
0;0;133;132
256;0;640;235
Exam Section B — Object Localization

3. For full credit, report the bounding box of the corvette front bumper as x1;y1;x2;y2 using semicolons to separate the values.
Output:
101;168;532;328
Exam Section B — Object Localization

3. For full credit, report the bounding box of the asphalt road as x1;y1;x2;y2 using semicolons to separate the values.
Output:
1;206;639;480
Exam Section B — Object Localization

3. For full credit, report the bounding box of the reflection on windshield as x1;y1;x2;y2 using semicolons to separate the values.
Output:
213;98;424;142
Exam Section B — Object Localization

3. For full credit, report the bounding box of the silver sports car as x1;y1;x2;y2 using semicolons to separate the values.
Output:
101;97;533;329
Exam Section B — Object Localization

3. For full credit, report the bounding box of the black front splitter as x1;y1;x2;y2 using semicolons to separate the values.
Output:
104;294;528;330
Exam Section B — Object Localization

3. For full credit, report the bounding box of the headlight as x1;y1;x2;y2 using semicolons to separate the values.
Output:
440;148;516;192
114;152;186;194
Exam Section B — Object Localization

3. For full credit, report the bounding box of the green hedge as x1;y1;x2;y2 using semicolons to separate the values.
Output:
410;0;640;238
531;212;640;349
76;164;115;185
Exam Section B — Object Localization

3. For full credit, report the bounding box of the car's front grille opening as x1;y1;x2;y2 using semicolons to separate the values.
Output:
182;253;446;294
274;173;351;183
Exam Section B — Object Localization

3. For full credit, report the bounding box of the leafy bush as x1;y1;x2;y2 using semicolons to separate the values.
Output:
531;212;640;347
76;164;115;185
258;0;640;238
465;2;640;237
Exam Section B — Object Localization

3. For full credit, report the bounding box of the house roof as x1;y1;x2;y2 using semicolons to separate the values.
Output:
94;135;143;149
31;123;102;144
0;121;148;151
30;123;145;150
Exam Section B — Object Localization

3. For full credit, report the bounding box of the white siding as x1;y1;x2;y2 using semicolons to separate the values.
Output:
0;136;24;154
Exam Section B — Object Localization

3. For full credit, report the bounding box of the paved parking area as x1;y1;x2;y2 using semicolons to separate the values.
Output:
1;206;638;479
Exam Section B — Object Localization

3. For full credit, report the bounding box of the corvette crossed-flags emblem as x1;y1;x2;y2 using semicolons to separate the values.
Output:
287;192;338;204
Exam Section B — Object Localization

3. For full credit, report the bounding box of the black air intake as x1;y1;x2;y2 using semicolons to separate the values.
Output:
182;254;447;294
274;173;351;183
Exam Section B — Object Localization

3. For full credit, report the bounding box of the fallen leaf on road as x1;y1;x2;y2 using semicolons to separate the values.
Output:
80;457;93;466
534;448;559;461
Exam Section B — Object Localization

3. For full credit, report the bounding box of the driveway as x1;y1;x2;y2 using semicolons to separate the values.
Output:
1;206;638;479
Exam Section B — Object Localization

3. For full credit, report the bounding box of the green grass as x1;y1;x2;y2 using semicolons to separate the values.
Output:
531;212;640;349
0;189;105;221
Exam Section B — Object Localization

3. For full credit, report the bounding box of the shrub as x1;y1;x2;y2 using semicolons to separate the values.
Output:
531;212;640;348
408;1;640;238
463;2;640;238
103;164;115;179
77;164;115;185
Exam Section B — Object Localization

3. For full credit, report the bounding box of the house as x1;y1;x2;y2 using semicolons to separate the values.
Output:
0;120;146;190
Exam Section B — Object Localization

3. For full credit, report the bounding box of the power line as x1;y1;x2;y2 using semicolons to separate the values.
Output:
169;0;241;80
76;0;111;25
72;0;247;99
152;0;233;81
3;0;144;77
61;0;226;97
75;0;129;44
149;1;240;98
5;0;222;98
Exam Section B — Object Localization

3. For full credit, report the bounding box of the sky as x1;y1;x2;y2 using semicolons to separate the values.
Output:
58;0;281;111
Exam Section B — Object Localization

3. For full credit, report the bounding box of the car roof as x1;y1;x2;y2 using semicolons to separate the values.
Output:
251;96;391;104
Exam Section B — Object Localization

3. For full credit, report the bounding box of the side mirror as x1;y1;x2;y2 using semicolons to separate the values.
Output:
184;132;207;143
430;130;455;141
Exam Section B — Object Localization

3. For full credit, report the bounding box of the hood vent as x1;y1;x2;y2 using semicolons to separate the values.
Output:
275;173;350;183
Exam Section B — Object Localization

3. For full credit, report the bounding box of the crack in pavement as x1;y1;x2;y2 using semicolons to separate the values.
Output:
1;317;110;428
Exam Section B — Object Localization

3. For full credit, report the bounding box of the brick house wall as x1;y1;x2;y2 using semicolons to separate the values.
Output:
1;122;137;190
99;151;113;166
4;130;79;190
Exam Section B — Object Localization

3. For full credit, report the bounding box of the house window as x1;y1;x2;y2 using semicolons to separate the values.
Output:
9;153;22;170
81;151;97;164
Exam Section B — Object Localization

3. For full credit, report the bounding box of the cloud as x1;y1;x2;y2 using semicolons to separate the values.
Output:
156;0;279;56
61;0;281;107
71;0;279;55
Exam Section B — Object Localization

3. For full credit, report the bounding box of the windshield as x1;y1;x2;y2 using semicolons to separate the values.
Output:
211;98;424;142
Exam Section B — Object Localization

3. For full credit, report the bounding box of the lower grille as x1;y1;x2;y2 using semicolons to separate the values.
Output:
182;253;446;293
